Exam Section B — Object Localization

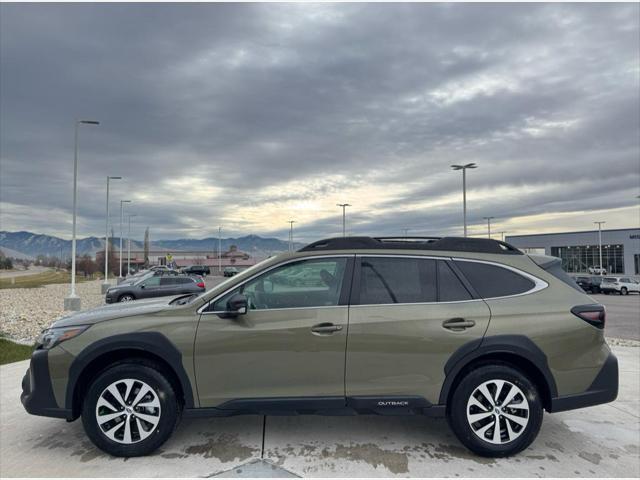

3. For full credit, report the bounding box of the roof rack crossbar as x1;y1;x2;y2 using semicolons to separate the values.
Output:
298;236;523;255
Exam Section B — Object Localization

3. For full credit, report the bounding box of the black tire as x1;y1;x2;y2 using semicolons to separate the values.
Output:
447;364;543;457
81;363;180;457
118;294;135;302
621;287;628;295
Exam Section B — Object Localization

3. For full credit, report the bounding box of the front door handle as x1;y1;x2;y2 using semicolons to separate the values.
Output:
311;323;343;335
442;318;476;331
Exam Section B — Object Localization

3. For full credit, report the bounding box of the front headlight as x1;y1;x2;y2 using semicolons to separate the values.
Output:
37;325;90;350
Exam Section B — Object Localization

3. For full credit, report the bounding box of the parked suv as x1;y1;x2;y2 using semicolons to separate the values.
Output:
105;274;205;303
600;276;640;295
181;265;210;276
575;275;603;294
21;236;617;458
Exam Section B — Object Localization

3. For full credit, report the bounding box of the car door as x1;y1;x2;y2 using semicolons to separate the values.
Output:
138;275;163;298
194;255;354;408
346;255;491;406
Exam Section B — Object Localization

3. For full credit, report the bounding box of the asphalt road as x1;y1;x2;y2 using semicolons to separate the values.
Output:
590;293;640;341
1;346;637;477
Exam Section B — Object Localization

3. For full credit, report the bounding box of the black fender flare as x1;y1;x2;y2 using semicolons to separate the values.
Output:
65;332;195;411
438;334;558;405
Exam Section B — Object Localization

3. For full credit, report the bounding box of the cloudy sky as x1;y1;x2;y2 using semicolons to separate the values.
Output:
1;2;639;242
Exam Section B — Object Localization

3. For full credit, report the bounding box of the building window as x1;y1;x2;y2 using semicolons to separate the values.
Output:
550;244;625;274
635;254;640;275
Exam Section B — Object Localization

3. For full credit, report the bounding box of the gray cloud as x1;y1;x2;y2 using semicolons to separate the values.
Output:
1;3;638;242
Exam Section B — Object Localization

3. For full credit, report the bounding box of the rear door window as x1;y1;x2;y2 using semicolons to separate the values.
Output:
455;261;535;298
437;261;472;301
358;257;437;304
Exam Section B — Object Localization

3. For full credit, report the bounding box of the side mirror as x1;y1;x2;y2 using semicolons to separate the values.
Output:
140;284;146;289
226;293;248;316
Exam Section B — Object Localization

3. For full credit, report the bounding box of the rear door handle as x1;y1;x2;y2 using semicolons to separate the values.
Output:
442;318;476;331
311;323;343;335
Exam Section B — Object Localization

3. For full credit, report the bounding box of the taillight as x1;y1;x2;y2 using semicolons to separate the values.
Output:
571;304;606;329
196;281;205;288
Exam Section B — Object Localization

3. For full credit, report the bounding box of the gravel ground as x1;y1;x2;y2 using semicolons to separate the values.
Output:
0;280;105;343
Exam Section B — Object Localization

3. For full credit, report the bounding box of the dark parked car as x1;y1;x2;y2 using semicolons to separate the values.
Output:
223;266;239;277
106;275;205;303
181;265;210;276
575;276;603;294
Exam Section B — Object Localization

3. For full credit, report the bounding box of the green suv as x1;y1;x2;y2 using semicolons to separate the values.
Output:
21;236;618;458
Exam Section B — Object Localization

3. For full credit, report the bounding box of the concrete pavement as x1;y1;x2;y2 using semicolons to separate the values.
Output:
1;346;638;477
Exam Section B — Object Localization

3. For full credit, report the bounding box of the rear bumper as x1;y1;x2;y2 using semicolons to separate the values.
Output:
549;352;618;413
21;349;72;420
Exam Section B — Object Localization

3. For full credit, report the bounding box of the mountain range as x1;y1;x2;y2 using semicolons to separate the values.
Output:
0;231;300;259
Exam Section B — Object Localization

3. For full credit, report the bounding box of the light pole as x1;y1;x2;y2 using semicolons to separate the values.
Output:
218;226;222;274
594;221;606;275
451;163;477;237
119;199;131;281
496;231;507;242
127;214;137;276
483;216;495;239
336;203;351;237
65;119;99;311
101;176;121;293
402;228;410;238
288;220;296;251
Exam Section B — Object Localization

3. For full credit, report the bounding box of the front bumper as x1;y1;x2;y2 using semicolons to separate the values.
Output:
21;349;72;419
549;352;618;413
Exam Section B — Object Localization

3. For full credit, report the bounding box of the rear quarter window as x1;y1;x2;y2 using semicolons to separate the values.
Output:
455;261;535;298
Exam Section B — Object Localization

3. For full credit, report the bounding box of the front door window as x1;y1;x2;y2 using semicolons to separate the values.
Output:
212;258;348;311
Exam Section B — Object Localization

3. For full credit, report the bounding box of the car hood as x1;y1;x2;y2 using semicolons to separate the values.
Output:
51;297;175;328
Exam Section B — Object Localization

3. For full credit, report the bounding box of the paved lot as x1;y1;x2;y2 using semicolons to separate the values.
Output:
1;345;638;477
592;293;640;341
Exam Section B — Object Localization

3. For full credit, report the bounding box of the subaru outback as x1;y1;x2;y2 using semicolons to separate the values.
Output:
21;236;618;458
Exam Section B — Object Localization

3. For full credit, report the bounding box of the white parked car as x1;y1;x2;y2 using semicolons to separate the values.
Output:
600;277;640;295
588;266;607;275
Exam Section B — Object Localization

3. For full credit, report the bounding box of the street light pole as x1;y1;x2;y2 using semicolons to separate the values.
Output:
218;226;222;274
101;176;121;293
288;220;296;251
127;214;137;277
336;204;351;237
451;163;477;237
594;221;606;275
119;199;131;280
483;216;495;239
65;119;99;311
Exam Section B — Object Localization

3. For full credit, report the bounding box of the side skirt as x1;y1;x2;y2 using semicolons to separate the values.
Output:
183;396;446;418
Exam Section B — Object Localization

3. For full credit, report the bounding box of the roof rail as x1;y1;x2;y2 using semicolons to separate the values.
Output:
298;236;523;255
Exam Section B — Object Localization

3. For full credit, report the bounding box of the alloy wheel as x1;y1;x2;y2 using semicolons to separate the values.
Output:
95;379;161;444
466;379;529;445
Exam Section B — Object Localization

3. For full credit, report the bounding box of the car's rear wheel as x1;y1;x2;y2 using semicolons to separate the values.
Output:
118;294;135;302
448;364;543;457
81;363;180;457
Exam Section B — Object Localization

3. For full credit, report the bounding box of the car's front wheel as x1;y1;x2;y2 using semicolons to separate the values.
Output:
81;363;180;457
620;287;628;295
118;294;135;302
448;364;543;457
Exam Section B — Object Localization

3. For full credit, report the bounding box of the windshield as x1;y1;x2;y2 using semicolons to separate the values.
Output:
181;256;278;305
133;272;155;285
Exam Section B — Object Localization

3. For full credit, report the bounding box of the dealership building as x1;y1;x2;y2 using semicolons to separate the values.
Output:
505;228;640;276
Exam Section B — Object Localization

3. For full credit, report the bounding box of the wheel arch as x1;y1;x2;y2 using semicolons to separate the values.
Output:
66;332;195;419
439;335;557;411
